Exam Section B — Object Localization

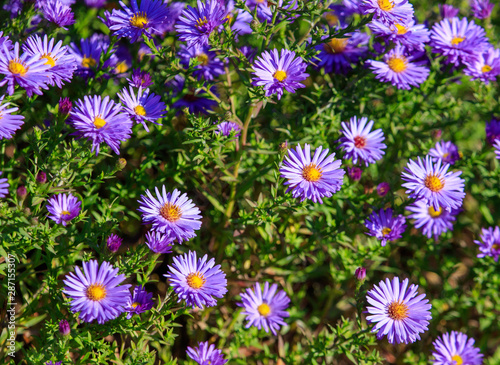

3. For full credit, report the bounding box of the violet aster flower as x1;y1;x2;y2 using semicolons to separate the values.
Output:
187;342;228;365
364;208;406;246
362;0;414;24
368;19;430;52
401;155;466;211
138;186;202;243
474;226;500;261
366;277;432;344
494;140;500;159
428;141;461;165
47;193;81;226
348;167;362;181
215;121;241;138
70;95;133;155
367;44;430;90
107;0;170;43
145;230;174;253
486;118;500;145
339;116;386;166
0;42;50;97
67;36;111;78
238;282;290;336
430;17;489;66
165;251;227;308
85;0;106;7
63;260;131;324
464;47;500;84
178;44;224;81
377;182;390;196
176;0;227;47
440;4;459;19
252;49;309;100
59;97;72;115
0;95;24;140
0;171;9;198
470;0;494;20
127;68;153;88
126;285;154;319
170;75;218;113
407;200;458;239
118;86;165;132
40;0;75;29
0;31;13;53
280;143;345;203
432;331;483;365
106;234;122;252
58;319;70;336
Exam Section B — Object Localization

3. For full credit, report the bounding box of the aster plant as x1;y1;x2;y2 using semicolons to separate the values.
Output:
432;331;483;365
46;193;81;226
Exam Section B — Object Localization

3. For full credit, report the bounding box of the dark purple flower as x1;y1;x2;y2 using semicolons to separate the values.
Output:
59;97;72;116
36;171;47;184
470;0;494;20
376;182;390;196
40;0;75;29
126;285;154;319
315;31;369;73
486;118;500;145
348;167;362;181
127;68;153;88
16;185;27;199
170;75;218;114
58;319;70;336
178;44;224;81
354;267;366;280
439;4;459;19
107;234;122;252
85;0;106;7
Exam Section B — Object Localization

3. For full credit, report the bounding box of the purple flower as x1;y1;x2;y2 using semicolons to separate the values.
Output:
485;118;500;145
362;0;414;24
145;230;174;253
348;166;362;181
107;234;122;252
430;17;489;66
470;0;494;20
58;319;70;336
175;0;227;47
118;86;165;132
126;285;154;319
440;4;459;19
67;36;112;78
463;47;500;84
63;260;131;324
70;95;133;155
187;342;228;365
36;171;47;184
377;182;390;196
474;226;500;261
364;208;406;246
169;75;218;114
0;171;9;198
0;31;13;53
407;200;458;239
85;0;106;7
354;267;366;280
432;331;483;365
178;44;224;81
215;121;241;138
280;143;345;203
314;32;369;73
40;0;75;29
428;141;461;165
340;116;386;166
47;193;81;226
494;140;500;159
367;44;429;90
17;185;27;199
401;155;466;211
107;0;170;43
127;68;153;88
252;49;309;100
368;18;430;52
0;95;24;140
59;97;72;116
367;277;431;344
165;251;227;308
238;282;290;335
138;187;202;243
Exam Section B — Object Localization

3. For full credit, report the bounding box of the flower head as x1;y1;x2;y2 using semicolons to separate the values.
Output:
107;234;123;252
40;0;75;29
377;182;390;196
47;193;81;226
67;35;115;78
340;116;386;166
165;251;227;308
187;342;228;365
463;47;500;84
178;44;224;81
470;0;494;20
362;0;414;24
215;121;241;138
238;282;290;335
127;68;153;88
474;226;500;261
440;4;459;19
368;18;430;51
486;118;500;145
59;97;72;115
126;285;154;319
348;166;363;181
0;95;24;140
0;171;9;198
494;140;500;160
428;141;461;165
118;86;165;131
366;277;432;344
252;49;309;100
364;208;406;246
169;74;218;114
432;331;483;365
406;200;458;239
145;230;174;253
280;143;345;203
355;267;366;280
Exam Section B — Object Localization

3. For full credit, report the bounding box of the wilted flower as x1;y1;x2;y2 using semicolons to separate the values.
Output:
58;97;72;116
376;182;390;196
36;171;47;184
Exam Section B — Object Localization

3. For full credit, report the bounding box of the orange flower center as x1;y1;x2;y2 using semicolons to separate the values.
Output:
131;302;140;309
354;135;367;149
492;244;500;250
197;53;209;66
302;163;322;182
425;174;444;192
323;38;348;54
61;210;71;216
41;53;56;67
196;17;209;29
382;227;392;236
482;64;492;73
257;303;271;316
378;0;394;11
86;284;107;301
186;272;206;289
82;55;97;68
395;23;408;34
130;12;148;28
115;61;128;74
160;203;182;222
387;300;409;320
8;60;27;76
387;56;408;73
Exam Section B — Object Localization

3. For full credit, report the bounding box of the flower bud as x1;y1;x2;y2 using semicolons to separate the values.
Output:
59;97;72;116
250;19;260;31
17;185;27;199
348;167;362;181
59;319;70;336
107;234;123;253
376;182;390;197
354;267;366;281
36;171;47;184
117;158;127;170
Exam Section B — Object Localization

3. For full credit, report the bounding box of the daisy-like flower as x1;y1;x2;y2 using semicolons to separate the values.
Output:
0;31;13;53
0;171;9;198
118;86;165;132
464;47;500;84
368;19;430;52
0;42;50;97
40;0;75;29
127;68;153;88
238;282;290;336
494;140;500;159
165;251;227;308
106;234;122;252
362;0;414;24
429;141;461;165
187;342;228;365
440;4;459;19
67;35;115;78
145;230;174;253
70;95;133;155
406;200;458;239
175;0;227;47
46;193;81;226
23;34;77;88
107;0;170;43
252;49;309;100
280;143;345;203
339;116;386;166
430;17;489;66
63;260;131;324
367;45;430;90
178;44;224;81
126;285;154;319
485;118;500;145
364;208;406;246
432;331;483;365
401;155;466;211
138;187;202;243
474;226;500;261
215;121;241;138
0;95;24;140
366;277;432;344
470;0;494;20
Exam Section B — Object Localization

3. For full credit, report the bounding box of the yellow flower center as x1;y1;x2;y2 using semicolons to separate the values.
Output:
197;53;209;66
354;135;367;149
451;354;463;365
61;210;71;216
134;105;146;116
387;56;408;73
382;227;392;236
425;174;444;192
257;303;271;317
387;300;409;320
428;206;443;218
82;55;97;68
325;13;339;25
451;36;465;46
482;64;492;73
93;117;106;129
131;302;140;309
86;284;107;301
41;53;56;67
115;61;128;74
196;17;208;29
130;12;148;28
323;38;349;54
442;152;450;160
302;163;323;182
378;0;394;11
492;243;500;250
273;70;287;82
8;60;27;76
186;272;206;289
395;23;408;34
160;203;182;222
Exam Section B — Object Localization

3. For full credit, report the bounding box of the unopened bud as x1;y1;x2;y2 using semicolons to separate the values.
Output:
59;97;72;116
17;185;27;199
250;19;260;31
117;158;127;170
376;182;390;197
106;234;123;253
59;319;70;336
36;171;47;184
354;267;366;281
348;167;362;181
